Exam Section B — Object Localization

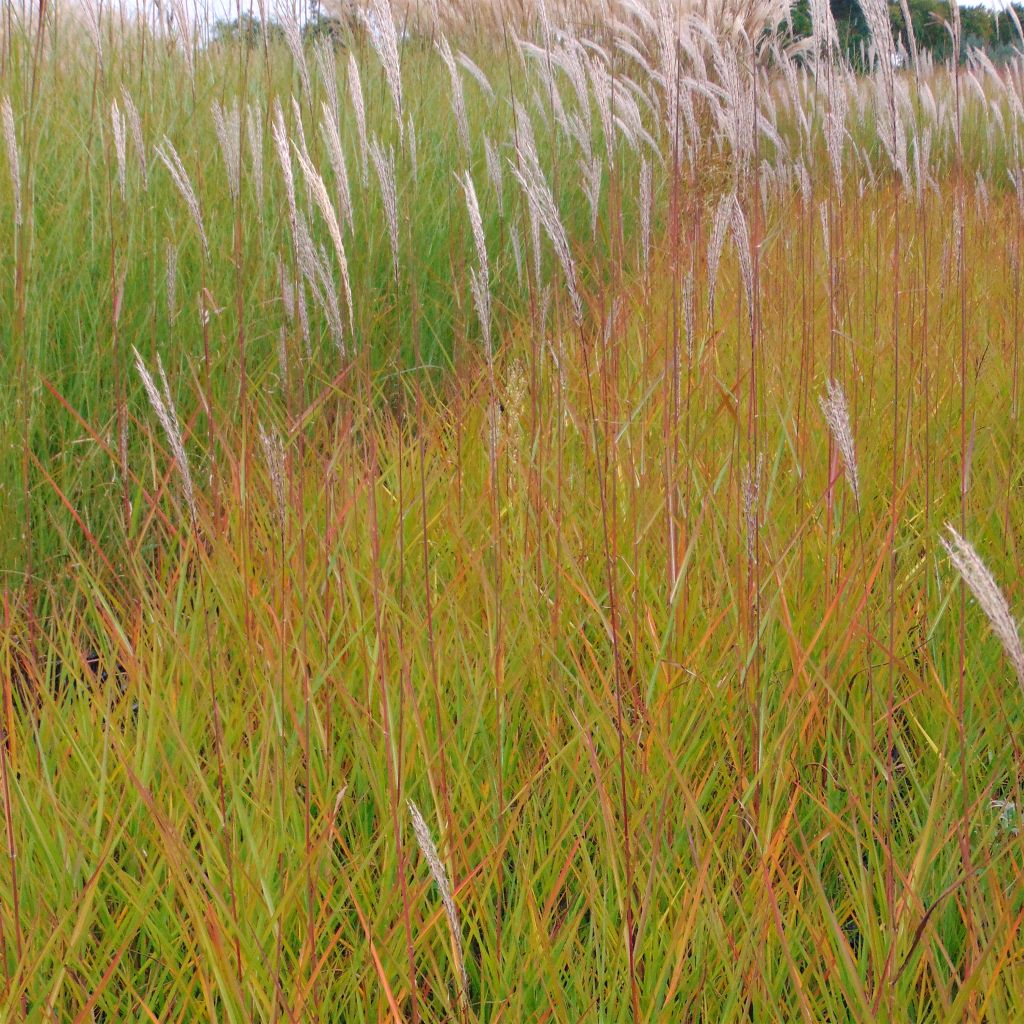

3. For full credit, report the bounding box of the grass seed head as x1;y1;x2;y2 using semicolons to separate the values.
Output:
111;100;127;202
247;103;265;206
2;96;21;228
156;139;209;258
370;138;400;284
212;100;242;202
165;240;178;323
408;800;468;1010
941;526;1024;695
347;53;369;185
366;0;404;141
121;86;148;189
258;423;287;528
133;348;197;524
819;378;860;507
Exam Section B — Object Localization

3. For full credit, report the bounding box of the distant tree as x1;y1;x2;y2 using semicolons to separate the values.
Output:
302;12;349;48
786;0;1024;64
832;0;869;53
210;13;283;48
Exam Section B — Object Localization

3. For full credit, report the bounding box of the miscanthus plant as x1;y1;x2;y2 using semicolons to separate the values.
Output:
1;1;1024;1021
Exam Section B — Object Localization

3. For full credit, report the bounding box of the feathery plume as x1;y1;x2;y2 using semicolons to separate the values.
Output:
320;105;354;233
824;90;847;191
365;0;404;141
819;379;860;507
156;139;209;258
258;423;287;528
484;136;504;211
111;100;128;202
730;199;753;321
941;526;1024;694
408;800;468;1010
133;348;197;523
277;325;289;388
860;0;897;74
272;101;298;243
168;0;195;81
282;11;312;98
165;240;178;323
280;255;310;357
639;157;652;269
212;100;242;202
83;0;104;65
580;155;602;239
370;138;400;283
438;36;471;158
247;103;264;206
2;96;21;228
809;0;840;61
294;213;345;354
348;54;369;186
510;143;583;325
461;171;491;355
528;196;542;297
457;50;494;98
121;87;147;189
294;143;354;335
510;221;523;285
290;96;311;164
707;194;732;320
315;35;340;124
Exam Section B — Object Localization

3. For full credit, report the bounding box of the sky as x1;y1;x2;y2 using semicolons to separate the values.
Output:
65;0;1016;34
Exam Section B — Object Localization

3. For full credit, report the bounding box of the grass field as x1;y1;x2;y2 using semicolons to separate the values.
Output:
2;1;1024;1020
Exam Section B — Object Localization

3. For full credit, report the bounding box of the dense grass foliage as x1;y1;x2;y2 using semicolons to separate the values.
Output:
2;3;1024;1020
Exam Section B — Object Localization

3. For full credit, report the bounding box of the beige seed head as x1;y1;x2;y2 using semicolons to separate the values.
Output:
438;36;470;158
2;96;21;228
408;800;468;1010
133;347;197;524
294;142;354;336
111;100;127;202
212;100;242;202
706;193;732;320
730;199;753;321
247;103;265;206
365;0;404;141
510;143;583;326
272;100;298;244
484;136;504;211
819;379;860;507
457;50;494;98
370;138;400;284
639;157;652;270
320;104;353;233
156;139;209;258
120;87;148;189
347;54;369;186
461;171;492;356
314;36;340;125
165;240;178;324
282;12;311;98
941;526;1024;695
258;423;287;528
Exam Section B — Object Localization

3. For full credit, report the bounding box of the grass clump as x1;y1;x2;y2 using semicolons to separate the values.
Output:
2;2;1024;1021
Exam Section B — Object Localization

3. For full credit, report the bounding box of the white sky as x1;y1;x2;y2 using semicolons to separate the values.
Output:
98;0;1013;23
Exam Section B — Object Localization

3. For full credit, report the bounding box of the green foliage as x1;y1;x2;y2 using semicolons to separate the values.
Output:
210;12;284;47
792;0;1024;62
